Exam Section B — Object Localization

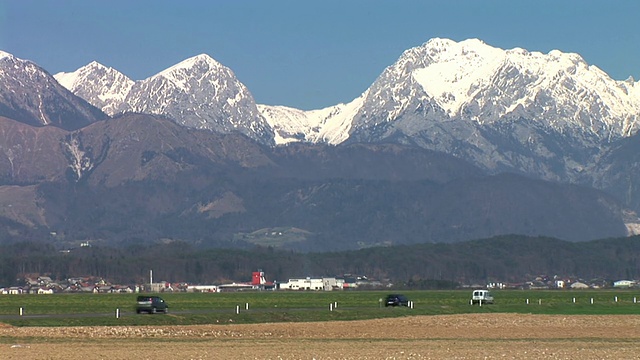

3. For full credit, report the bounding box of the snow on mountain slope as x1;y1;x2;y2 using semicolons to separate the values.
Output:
51;38;640;182
410;38;504;117
258;94;365;145
346;38;640;181
0;51;106;130
54;61;134;116
411;40;640;137
352;38;640;138
118;54;273;144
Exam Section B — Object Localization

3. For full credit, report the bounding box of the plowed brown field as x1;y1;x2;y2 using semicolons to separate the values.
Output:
3;314;640;359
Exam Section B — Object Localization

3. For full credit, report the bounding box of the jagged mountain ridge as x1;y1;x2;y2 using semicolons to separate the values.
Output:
54;39;640;184
55;61;134;117
55;54;274;145
258;38;640;187
0;51;107;131
347;38;640;181
360;38;639;134
54;56;358;147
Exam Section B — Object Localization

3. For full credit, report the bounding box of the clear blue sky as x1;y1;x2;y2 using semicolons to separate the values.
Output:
2;1;639;110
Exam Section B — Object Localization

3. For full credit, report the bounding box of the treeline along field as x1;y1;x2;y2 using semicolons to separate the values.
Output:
2;290;640;327
3;235;640;287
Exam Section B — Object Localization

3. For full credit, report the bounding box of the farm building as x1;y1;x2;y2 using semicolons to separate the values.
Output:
278;277;341;291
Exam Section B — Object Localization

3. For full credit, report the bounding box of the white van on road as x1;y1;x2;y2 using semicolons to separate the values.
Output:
471;289;494;304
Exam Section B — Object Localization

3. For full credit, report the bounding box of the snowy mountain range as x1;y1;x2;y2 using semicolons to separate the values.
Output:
56;54;274;145
1;38;640;248
52;38;640;183
345;38;640;181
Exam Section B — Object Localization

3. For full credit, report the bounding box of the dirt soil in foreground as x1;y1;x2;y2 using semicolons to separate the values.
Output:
3;313;640;359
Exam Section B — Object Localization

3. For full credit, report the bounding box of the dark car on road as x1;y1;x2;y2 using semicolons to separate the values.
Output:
136;295;168;314
385;294;409;307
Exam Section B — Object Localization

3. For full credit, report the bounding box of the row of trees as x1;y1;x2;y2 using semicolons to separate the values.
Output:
2;235;640;288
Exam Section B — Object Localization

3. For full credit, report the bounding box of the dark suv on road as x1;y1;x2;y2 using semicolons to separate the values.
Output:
385;294;409;307
136;295;169;314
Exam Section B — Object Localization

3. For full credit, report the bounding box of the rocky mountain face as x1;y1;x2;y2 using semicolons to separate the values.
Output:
0;51;107;130
589;131;640;233
346;38;640;182
55;61;134;117
55;55;274;145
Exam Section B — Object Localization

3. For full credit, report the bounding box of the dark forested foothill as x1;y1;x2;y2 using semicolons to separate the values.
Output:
0;114;631;252
2;235;640;288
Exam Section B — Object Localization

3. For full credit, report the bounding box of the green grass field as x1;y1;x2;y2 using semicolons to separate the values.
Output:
1;289;640;327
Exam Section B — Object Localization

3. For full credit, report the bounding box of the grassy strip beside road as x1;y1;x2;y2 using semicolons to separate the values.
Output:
1;290;640;327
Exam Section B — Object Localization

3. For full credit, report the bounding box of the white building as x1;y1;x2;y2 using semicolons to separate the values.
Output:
187;285;218;292
613;280;635;288
279;277;338;291
1;287;24;295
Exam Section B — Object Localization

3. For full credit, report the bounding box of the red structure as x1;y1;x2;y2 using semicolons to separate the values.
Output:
252;271;266;285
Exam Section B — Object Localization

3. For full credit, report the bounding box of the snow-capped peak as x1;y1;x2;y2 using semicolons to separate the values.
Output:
380;38;640;137
0;50;106;130
55;61;126;89
0;50;14;60
118;54;274;144
160;53;222;73
54;61;134;116
153;54;229;89
411;38;505;116
407;39;595;118
344;38;640;182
